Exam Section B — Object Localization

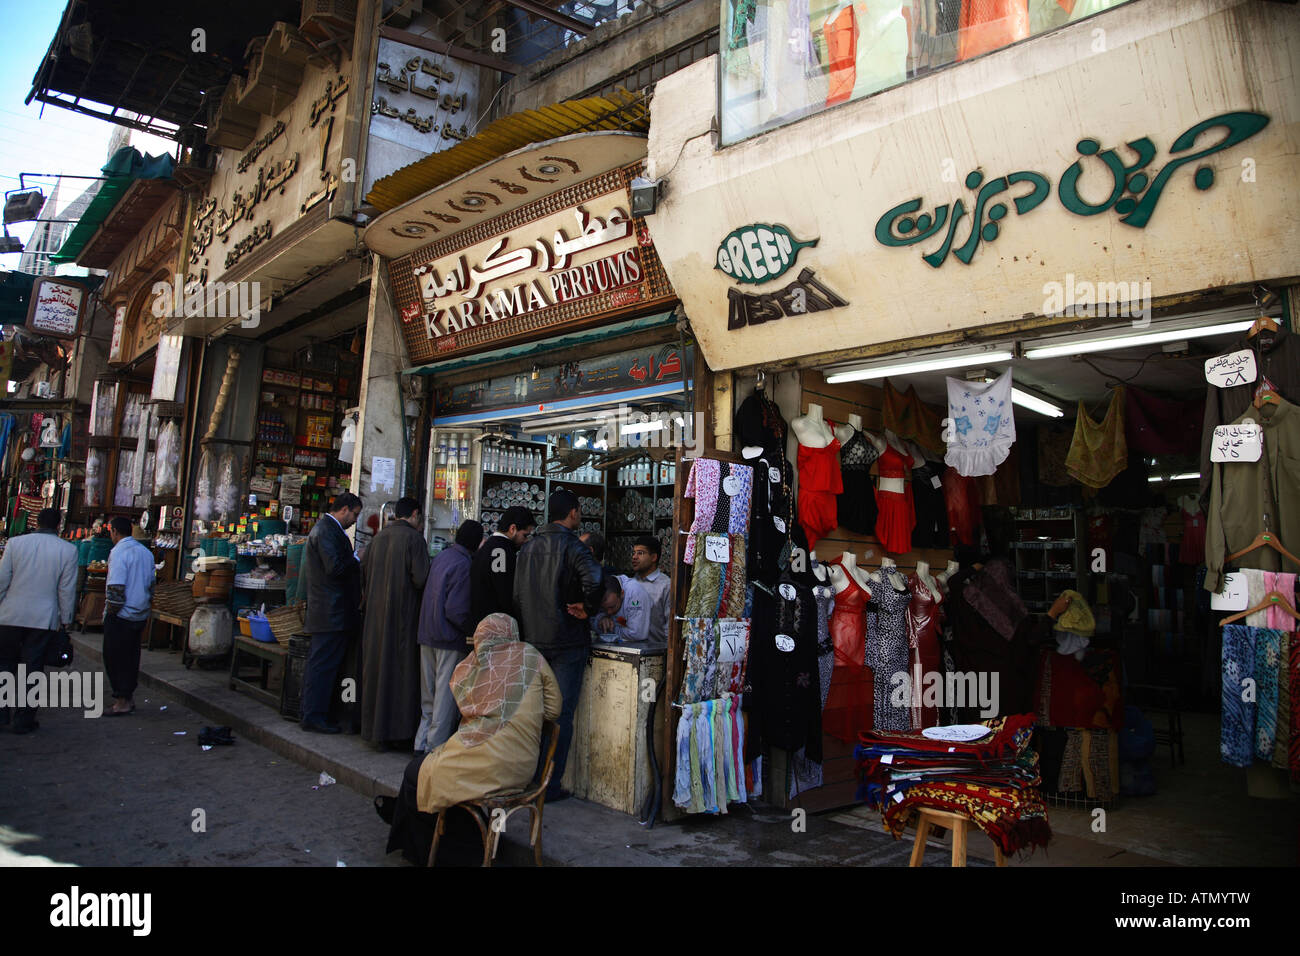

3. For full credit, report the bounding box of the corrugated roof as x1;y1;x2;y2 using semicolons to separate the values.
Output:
365;90;651;213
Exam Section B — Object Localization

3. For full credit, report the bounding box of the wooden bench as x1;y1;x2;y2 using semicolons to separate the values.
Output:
229;634;286;708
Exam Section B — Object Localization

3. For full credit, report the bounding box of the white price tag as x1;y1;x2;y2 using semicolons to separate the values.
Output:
880;753;894;764
1210;572;1250;611
779;583;796;601
723;475;742;497
774;634;795;652
931;475;942;489
1211;423;1263;463
773;516;787;533
892;791;905;804
719;620;749;662
769;466;781;484
704;534;730;563
1205;349;1258;389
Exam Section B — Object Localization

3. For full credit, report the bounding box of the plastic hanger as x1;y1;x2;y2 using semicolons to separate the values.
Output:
1226;531;1300;568
1220;589;1300;628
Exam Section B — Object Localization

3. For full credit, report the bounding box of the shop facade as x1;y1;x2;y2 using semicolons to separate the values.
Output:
639;0;1300;822
366;127;702;815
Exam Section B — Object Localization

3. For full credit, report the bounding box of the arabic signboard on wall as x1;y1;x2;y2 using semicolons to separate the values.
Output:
435;343;692;416
389;162;676;364
187;62;351;289
25;277;87;339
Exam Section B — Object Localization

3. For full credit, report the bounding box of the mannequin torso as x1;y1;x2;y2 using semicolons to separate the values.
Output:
792;404;833;448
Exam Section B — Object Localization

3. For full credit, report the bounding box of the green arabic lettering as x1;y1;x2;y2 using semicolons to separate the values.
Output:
1058;136;1156;217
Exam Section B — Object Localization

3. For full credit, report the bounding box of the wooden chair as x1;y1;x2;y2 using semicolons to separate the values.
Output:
909;808;1007;867
428;719;560;868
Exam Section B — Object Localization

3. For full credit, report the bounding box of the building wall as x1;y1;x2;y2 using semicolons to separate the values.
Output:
498;0;718;115
645;0;1300;373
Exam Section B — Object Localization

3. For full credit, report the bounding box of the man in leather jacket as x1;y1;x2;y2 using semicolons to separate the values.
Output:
300;492;364;733
513;489;604;800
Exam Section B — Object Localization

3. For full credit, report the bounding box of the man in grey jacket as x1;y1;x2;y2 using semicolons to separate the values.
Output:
0;508;78;733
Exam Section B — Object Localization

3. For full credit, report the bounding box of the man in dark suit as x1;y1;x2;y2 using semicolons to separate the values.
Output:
300;492;364;734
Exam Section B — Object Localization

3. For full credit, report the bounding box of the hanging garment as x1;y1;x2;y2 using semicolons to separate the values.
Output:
824;570;873;744
1066;387;1127;489
684;533;748;619
1125;386;1204;457
1180;504;1207;566
680;619;720;705
945;368;1016;477
882;379;946;458
797;438;843;552
748;452;794;587
1273;631;1291;773
1243;570;1299;631
822;4;858;106
1290;637;1300;784
746;580;823;760
683;459;753;564
874;444;916;555
943;468;982;546
837;429;880;536
851;0;908;100
866;573;912;731
734;390;788;460
1221;624;1257;767
911;458;950;549
1256;628;1282;761
718;618;752;698
957;0;1030;62
1204;396;1300;593
906;573;944;728
1200;325;1300;509
1037;421;1075;486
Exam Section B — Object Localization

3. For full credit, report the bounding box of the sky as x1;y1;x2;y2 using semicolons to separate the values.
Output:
0;0;174;270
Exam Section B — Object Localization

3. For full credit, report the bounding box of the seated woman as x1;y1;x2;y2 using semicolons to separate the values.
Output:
380;612;561;864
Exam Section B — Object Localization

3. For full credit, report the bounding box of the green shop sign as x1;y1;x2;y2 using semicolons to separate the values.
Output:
716;223;818;284
875;111;1269;268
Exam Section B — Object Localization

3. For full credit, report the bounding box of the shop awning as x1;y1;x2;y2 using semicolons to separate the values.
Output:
51;147;175;266
404;310;679;377
364;89;651;214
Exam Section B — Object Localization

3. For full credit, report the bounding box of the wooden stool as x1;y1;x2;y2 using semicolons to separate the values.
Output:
909;808;1007;867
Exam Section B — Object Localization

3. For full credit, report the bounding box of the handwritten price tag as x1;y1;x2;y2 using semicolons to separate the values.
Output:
1210;572;1249;611
722;475;742;496
1205;349;1257;389
774;634;795;652
704;534;729;563
1211;423;1263;463
773;516;786;533
719;620;749;662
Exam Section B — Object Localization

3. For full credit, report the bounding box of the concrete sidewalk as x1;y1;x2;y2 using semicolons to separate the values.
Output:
70;630;1186;867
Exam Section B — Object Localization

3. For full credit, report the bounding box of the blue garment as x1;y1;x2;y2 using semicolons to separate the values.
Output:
541;644;588;798
1221;625;1256;767
1254;627;1283;760
105;536;155;622
418;544;473;649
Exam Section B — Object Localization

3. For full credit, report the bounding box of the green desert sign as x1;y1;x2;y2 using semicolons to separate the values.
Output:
715;224;818;284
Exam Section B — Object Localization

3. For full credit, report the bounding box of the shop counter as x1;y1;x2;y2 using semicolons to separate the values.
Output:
561;640;666;816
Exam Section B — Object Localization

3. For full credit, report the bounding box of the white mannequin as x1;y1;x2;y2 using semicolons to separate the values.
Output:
884;428;909;455
810;551;829;584
1179;493;1200;515
791;403;833;448
828;561;852;595
914;559;938;596
863;429;887;455
877;429;907;495
836;549;874;592
935;559;960;593
879;556;908;592
833;413;862;447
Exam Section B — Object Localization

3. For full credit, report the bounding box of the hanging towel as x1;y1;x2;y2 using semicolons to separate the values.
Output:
1066;387;1127;489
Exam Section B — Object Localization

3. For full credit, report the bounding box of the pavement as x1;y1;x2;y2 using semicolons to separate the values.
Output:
3;629;1287;867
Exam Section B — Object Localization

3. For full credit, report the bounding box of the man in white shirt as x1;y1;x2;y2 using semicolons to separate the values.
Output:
103;516;157;717
592;574;651;643
630;535;670;643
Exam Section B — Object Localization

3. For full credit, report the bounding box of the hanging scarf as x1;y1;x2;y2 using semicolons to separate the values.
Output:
450;613;541;748
963;559;1027;641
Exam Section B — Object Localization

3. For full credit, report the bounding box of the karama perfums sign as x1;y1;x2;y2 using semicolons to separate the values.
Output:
389;166;675;363
715;224;850;330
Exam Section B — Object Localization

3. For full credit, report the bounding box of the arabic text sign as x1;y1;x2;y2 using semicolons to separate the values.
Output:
1205;349;1257;388
370;38;479;150
411;192;641;340
26;277;86;339
1210;572;1249;611
1211;423;1263;462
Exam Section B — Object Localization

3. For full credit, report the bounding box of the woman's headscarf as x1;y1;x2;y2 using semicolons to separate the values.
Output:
449;613;541;747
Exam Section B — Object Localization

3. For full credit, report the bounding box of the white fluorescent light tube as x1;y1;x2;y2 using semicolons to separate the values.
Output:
1148;472;1201;483
826;350;1015;384
621;420;666;436
1025;321;1253;360
1011;388;1064;418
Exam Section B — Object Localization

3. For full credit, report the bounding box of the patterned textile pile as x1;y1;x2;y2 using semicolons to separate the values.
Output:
854;714;1052;857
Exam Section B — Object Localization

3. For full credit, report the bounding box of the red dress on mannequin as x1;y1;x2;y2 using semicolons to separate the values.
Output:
823;568;873;744
798;438;843;552
906;572;944;729
874;444;916;554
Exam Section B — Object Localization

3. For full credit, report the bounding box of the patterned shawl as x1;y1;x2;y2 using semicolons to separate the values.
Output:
450;613;541;748
964;559;1028;641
